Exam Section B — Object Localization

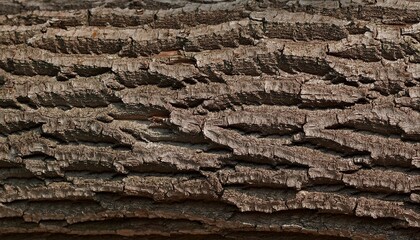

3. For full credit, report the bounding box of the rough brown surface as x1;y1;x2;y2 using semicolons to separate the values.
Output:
0;0;420;239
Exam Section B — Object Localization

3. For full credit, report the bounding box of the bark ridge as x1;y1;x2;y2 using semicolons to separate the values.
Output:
0;0;420;239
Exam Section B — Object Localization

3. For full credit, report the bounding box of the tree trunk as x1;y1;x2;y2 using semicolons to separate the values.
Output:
0;0;420;239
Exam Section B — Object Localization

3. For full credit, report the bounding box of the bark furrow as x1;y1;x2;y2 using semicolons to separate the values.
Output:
0;0;420;239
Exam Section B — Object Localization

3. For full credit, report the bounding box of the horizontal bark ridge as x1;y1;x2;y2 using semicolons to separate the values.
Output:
0;0;420;239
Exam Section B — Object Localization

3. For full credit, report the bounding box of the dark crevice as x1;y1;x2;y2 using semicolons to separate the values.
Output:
15;96;37;109
325;122;404;138
219;123;302;138
290;140;363;158
21;152;54;161
1;123;44;136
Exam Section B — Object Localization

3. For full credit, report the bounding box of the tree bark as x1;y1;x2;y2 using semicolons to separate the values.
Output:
0;0;420;239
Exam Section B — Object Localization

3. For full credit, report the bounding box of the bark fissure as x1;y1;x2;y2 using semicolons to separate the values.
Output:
0;0;420;239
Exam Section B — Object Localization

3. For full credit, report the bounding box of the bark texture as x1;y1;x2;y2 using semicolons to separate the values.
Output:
1;0;420;239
